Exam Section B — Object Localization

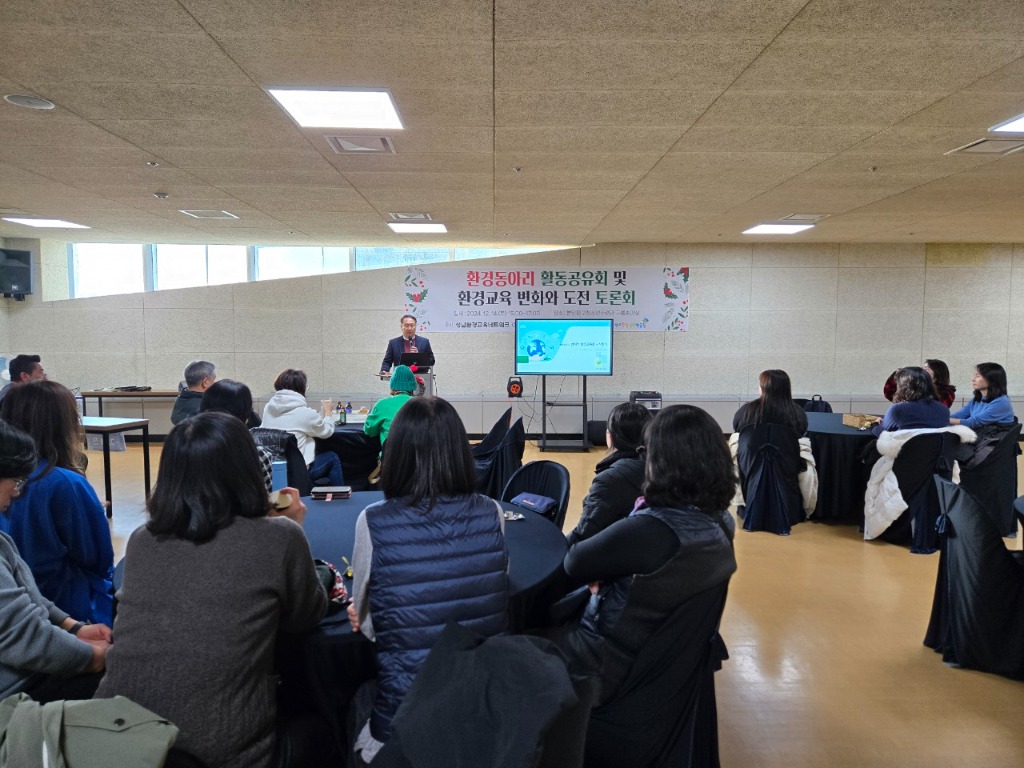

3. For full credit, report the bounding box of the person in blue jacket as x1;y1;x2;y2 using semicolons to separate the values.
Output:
950;362;1016;429
871;367;950;436
0;381;114;624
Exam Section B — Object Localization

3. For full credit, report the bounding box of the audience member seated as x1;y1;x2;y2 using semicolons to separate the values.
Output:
924;358;957;407
733;369;808;436
0;354;47;406
170;360;216;425
884;360;957;408
201;379;274;492
347;397;508;766
872;367;950;436
566;402;652;546
0;381;114;625
950;362;1016;429
363;365;417;447
556;405;737;705
730;370;816;514
262;368;344;487
0;419;111;703
95;412;326;768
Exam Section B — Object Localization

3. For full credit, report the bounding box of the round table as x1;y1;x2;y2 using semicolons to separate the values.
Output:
277;491;569;745
806;412;877;524
300;491;568;629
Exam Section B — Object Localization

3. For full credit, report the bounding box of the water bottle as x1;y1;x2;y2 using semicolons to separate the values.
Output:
271;460;287;491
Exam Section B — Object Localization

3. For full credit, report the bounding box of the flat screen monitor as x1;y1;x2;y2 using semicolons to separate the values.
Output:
0;249;32;295
514;318;613;376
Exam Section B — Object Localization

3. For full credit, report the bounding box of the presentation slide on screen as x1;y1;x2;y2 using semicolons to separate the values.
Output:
515;319;613;376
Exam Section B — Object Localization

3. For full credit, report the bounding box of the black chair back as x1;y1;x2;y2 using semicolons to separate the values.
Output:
884;432;959;553
958;421;1021;536
250;427;312;496
736;423;803;535
802;395;832;413
501;460;571;530
473;407;514;454
584;583;730;768
924;477;1024;680
472;409;526;498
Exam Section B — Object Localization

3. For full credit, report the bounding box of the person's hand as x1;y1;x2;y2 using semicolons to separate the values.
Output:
347;602;360;633
85;639;111;673
269;488;306;526
77;623;112;643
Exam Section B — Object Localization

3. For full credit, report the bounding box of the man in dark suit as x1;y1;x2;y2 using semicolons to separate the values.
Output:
381;314;435;374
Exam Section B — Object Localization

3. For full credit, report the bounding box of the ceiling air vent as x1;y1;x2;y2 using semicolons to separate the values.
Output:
179;210;239;219
388;212;432;220
780;213;828;223
325;135;396;154
946;138;1024;156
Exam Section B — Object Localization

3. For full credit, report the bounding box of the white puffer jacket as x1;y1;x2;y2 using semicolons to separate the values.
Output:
862;425;976;540
261;389;334;465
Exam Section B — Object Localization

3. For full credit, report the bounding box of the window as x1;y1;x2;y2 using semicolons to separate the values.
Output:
206;245;248;285
65;242;566;298
70;243;145;298
255;246;351;281
353;247;450;271
154;244;248;290
453;247;554;261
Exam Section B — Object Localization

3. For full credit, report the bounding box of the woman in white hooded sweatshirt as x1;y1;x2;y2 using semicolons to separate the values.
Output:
261;368;344;486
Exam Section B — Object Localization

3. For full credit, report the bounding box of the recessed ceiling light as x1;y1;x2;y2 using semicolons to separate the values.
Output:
3;94;55;110
2;217;89;229
990;113;1024;133
742;223;814;235
388;222;447;234
268;87;403;129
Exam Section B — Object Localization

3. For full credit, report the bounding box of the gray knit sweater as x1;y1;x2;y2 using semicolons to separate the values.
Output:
0;531;93;698
95;516;327;768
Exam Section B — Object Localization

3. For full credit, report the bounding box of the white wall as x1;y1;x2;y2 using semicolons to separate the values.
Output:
5;240;1024;418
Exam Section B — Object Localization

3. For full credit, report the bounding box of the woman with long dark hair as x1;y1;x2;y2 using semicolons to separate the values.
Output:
950;362;1015;428
568;402;653;545
558;405;737;703
95;412;326;768
348;397;508;764
872;367;950;435
733;369;808;436
0;381;114;624
924;359;956;407
201;378;274;491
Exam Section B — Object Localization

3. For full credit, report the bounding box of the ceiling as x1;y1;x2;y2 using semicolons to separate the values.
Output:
1;0;1024;247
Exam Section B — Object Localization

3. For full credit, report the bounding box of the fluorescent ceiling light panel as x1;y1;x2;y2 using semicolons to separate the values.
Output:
2;217;89;229
388;222;447;233
742;223;814;235
990;113;1024;133
268;88;403;129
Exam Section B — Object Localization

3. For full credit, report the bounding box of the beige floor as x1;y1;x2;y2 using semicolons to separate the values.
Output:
91;442;1024;768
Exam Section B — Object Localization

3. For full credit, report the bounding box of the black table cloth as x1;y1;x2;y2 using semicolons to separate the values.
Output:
315;424;381;491
278;491;569;750
806;412;877;524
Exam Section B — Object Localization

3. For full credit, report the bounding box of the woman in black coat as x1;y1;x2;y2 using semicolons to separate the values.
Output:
567;402;653;545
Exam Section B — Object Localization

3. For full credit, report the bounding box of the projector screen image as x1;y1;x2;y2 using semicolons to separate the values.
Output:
514;319;613;376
